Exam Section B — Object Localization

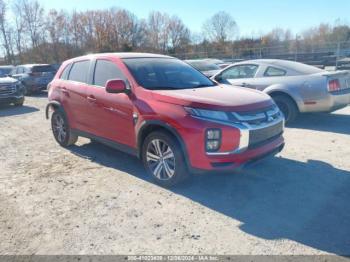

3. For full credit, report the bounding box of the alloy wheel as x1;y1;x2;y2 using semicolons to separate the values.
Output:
52;114;67;143
146;139;176;180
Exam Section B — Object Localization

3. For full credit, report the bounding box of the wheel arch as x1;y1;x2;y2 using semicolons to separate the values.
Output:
45;100;63;119
136;120;190;167
267;90;300;112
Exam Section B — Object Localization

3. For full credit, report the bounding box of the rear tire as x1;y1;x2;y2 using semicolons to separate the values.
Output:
142;131;189;187
272;95;298;124
51;110;78;147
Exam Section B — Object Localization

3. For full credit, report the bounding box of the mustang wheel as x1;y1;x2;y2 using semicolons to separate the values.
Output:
51;110;78;147
273;95;298;124
142;131;189;187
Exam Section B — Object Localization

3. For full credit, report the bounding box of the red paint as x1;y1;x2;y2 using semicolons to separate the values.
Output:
49;53;284;171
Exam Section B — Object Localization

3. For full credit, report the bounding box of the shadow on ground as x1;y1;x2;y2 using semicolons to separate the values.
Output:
290;112;350;135
70;141;350;255
0;105;39;117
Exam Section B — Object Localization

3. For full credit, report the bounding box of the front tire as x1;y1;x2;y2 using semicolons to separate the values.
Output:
51;110;78;147
142;131;189;187
13;97;24;106
272;95;298;124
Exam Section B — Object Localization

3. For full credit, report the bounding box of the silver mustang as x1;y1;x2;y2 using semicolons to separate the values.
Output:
212;59;350;123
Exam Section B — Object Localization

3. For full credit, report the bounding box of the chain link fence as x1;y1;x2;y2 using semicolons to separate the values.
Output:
174;41;350;69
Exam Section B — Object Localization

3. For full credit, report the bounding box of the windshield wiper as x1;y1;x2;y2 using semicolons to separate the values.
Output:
192;83;216;88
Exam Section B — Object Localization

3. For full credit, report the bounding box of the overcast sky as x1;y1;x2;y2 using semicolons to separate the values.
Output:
37;0;350;37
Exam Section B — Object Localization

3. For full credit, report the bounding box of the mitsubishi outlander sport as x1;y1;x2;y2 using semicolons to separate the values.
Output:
46;53;285;187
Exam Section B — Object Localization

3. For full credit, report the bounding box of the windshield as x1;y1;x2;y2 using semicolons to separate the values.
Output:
187;61;220;71
0;68;12;77
123;58;216;90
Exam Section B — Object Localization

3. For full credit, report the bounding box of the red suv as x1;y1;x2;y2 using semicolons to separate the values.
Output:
46;53;285;186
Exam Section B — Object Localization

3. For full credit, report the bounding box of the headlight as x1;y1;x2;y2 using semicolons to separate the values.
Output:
185;107;230;122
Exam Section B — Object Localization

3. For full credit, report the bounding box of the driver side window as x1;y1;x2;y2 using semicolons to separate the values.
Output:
221;64;258;80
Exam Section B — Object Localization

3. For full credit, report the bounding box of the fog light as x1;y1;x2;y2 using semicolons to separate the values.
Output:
206;129;221;140
206;140;220;151
205;129;221;152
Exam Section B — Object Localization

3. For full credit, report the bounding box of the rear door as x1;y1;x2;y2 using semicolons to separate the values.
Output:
84;58;135;147
61;60;92;132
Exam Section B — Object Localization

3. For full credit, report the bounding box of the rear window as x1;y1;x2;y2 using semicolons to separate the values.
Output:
32;65;55;73
264;66;286;77
68;61;90;83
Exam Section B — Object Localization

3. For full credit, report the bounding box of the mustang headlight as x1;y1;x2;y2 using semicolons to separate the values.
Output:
185;107;230;122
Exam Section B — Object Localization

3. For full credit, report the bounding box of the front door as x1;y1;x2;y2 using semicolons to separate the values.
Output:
85;58;135;148
219;64;259;89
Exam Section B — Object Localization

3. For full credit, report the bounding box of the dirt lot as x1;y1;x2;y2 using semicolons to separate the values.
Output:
0;94;349;255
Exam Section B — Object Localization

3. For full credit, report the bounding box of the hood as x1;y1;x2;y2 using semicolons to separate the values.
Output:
152;84;273;111
0;76;18;84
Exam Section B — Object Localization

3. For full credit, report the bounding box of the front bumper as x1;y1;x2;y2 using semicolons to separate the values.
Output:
0;95;24;105
180;113;285;172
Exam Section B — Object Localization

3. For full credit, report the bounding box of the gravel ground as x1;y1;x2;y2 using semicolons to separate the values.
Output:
0;94;349;256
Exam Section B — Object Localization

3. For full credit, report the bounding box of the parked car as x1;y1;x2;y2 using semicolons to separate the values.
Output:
10;64;55;95
185;59;221;77
46;53;285;187
212;59;350;123
204;58;231;69
50;63;62;73
0;76;25;107
0;65;15;77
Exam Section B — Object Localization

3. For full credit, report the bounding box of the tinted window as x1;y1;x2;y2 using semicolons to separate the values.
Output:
123;58;215;90
264;66;286;77
32;65;54;73
94;60;126;87
60;64;71;80
68;60;90;83
221;64;258;79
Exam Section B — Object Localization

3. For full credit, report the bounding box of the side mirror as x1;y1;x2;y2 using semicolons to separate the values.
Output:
105;79;127;94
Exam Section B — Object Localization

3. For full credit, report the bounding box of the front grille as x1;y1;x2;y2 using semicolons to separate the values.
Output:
0;84;16;96
232;105;281;126
249;121;283;149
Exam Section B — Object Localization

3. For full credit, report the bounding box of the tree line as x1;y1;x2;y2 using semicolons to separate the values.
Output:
0;0;349;65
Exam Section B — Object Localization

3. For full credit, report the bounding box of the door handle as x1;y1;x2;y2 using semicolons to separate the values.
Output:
60;87;69;97
87;95;97;103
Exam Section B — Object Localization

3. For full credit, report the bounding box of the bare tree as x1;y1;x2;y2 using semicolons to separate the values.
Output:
147;11;170;52
0;0;13;63
168;15;190;52
20;0;44;48
202;11;238;43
